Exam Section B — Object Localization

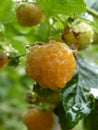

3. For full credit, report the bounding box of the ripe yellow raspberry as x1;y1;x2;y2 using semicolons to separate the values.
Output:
26;40;76;90
22;108;55;130
0;53;8;68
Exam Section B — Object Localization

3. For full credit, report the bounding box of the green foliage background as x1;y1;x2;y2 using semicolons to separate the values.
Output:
0;0;98;130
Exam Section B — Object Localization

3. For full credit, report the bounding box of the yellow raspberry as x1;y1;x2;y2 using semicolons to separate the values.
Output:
16;3;44;27
22;108;55;130
26;40;76;90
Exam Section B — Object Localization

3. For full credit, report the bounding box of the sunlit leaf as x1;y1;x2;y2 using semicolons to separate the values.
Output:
37;0;86;17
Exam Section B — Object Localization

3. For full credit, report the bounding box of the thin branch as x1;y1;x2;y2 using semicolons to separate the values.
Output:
87;7;98;17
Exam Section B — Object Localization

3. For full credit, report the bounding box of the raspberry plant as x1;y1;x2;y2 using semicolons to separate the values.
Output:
0;0;98;130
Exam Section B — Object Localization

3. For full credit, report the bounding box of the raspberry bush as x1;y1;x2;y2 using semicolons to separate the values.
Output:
1;0;98;130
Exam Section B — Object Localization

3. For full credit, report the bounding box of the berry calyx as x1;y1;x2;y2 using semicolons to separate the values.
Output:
26;39;76;90
22;108;55;130
0;53;8;68
62;20;94;50
16;2;44;27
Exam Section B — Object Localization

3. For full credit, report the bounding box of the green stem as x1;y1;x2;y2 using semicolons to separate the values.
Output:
87;7;98;17
55;15;65;25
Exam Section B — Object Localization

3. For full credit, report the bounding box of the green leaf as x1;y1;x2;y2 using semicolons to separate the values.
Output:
11;36;26;54
34;22;50;41
77;56;98;89
0;0;15;24
59;56;98;129
37;0;86;17
60;73;94;129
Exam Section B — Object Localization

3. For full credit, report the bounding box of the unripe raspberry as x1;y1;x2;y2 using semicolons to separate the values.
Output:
92;31;98;45
16;2;44;27
62;21;94;50
22;108;55;130
0;53;8;68
26;40;76;90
